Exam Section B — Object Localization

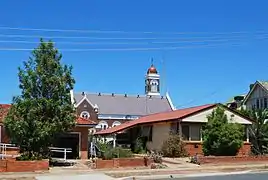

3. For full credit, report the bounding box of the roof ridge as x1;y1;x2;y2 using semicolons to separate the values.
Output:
75;92;167;98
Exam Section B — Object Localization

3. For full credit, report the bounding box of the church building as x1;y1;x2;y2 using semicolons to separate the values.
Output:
71;62;176;133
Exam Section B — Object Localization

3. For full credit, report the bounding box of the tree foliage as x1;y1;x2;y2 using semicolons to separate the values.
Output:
161;132;187;157
4;39;76;160
202;107;244;156
239;108;268;155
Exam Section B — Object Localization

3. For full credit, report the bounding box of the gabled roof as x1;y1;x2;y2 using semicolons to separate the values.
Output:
243;80;268;104
95;104;216;135
95;103;253;135
74;92;174;116
76;117;97;126
0;104;96;126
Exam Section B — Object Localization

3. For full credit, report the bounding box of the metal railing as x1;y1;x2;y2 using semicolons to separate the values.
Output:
48;147;72;161
0;143;19;159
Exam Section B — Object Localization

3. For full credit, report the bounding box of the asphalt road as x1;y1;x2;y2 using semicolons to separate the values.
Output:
158;172;268;180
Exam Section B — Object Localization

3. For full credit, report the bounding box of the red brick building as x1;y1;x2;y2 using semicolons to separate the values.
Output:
0;104;96;159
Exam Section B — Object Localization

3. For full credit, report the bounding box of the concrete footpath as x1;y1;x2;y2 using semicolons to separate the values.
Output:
0;163;267;180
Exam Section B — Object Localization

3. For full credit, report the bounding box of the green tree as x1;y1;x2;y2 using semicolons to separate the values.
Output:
4;39;76;160
239;108;268;155
202;107;244;156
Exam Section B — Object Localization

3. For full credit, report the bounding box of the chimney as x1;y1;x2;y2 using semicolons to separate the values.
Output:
250;84;254;90
70;90;74;104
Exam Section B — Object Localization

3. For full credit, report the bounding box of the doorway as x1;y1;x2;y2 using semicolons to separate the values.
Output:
52;133;80;159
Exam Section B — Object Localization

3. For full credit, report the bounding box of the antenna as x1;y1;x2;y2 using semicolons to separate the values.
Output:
151;58;154;65
161;52;167;95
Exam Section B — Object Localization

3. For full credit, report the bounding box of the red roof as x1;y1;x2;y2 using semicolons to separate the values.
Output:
76;117;97;125
0;104;96;126
96;104;216;135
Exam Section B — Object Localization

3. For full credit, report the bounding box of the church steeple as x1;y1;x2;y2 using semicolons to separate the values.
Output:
145;58;160;96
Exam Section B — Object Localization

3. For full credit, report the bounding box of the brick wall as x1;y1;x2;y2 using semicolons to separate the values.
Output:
198;155;268;164
185;142;203;156
0;160;49;172
95;158;151;169
184;142;251;156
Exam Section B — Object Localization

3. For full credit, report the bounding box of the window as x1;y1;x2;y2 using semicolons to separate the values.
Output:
263;98;267;108
181;124;202;141
261;99;264;109
182;125;189;140
150;80;158;93
98;121;108;130
191;125;201;141
112;121;121;127
80;111;90;119
170;122;179;134
256;99;260;109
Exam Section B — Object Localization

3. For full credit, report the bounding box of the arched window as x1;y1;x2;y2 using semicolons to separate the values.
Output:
112;121;121;127
98;121;108;130
150;80;159;92
80;111;90;119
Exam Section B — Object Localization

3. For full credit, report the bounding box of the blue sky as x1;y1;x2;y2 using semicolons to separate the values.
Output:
0;0;268;108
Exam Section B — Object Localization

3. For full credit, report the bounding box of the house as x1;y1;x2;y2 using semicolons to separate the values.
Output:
95;103;252;156
226;95;245;110
71;63;175;133
243;80;268;110
0;104;97;160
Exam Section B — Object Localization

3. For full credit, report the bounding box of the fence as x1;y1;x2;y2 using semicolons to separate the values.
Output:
48;147;72;161
0;143;19;159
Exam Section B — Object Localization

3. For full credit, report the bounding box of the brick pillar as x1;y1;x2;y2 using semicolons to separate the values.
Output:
76;127;89;160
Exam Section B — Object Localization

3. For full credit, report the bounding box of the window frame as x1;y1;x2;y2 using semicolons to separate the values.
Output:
181;124;202;142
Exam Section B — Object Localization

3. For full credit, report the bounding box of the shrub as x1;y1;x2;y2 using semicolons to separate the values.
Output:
102;147;133;160
161;133;187;157
133;137;146;154
202;107;244;156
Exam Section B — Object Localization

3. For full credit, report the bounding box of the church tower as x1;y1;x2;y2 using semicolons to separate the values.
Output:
145;60;160;96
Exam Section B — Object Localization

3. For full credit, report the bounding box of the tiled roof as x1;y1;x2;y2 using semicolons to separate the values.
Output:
95;104;216;135
0;104;95;125
76;117;97;125
74;92;173;116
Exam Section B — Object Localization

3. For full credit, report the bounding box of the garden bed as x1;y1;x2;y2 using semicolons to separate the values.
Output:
0;159;49;172
197;155;268;165
94;157;152;169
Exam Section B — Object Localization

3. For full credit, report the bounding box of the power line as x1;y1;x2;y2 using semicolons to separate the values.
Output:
0;26;265;35
0;33;265;41
0;38;253;45
0;42;242;52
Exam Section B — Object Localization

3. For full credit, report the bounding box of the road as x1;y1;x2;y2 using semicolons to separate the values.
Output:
157;172;268;180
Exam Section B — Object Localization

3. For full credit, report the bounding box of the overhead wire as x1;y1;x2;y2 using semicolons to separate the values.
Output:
0;26;265;35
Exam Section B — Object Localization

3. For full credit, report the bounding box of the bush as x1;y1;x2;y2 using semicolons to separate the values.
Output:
202;107;244;156
133;137;146;154
161;133;187;157
102;147;133;160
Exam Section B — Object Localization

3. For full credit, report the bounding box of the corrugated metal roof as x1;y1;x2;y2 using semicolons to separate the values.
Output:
74;92;173;116
95;104;216;135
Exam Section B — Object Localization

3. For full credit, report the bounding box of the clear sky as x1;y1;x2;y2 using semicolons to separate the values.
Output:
0;0;268;108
